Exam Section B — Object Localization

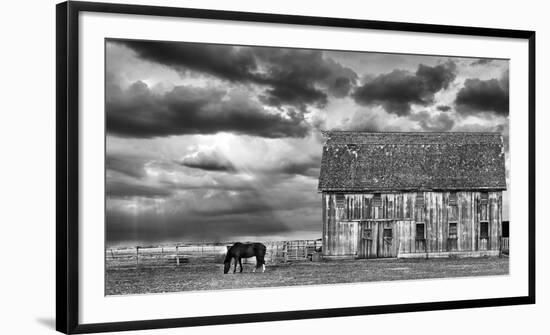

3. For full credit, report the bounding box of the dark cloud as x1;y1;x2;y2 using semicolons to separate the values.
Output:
179;149;321;178
179;152;235;172
352;61;456;115
436;105;452;112
455;70;509;116
106;180;173;198
114;40;257;82
106;81;310;138
113;40;357;109
409;111;455;132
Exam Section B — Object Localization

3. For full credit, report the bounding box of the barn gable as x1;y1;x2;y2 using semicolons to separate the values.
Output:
318;131;506;192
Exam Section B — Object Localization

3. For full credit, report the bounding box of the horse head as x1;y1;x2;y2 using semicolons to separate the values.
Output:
223;247;232;274
223;259;231;274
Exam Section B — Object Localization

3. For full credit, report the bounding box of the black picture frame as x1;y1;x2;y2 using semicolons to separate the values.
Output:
56;1;536;333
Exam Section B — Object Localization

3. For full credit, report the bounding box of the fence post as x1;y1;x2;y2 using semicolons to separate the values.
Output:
136;246;139;268
176;245;180;266
110;249;114;259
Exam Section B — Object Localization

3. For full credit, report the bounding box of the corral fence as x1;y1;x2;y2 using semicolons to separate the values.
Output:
106;239;323;269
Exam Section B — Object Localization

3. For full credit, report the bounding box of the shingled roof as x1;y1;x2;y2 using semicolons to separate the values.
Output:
318;131;506;192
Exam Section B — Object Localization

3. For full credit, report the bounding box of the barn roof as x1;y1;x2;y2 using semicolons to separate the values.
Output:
318;131;507;192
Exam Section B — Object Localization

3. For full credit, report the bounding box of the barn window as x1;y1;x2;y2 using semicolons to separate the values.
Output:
372;193;382;207
480;222;489;239
383;228;393;239
479;192;489;221
415;192;425;207
448;192;458;237
480;192;489;204
336;194;345;207
416;223;425;240
449;192;458;206
449;222;458;239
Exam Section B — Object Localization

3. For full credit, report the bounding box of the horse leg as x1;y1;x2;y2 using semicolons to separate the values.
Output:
233;257;237;273
238;258;243;273
253;256;259;273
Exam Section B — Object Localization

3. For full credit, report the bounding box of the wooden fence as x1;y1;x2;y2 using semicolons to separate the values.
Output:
284;240;322;261
106;240;322;269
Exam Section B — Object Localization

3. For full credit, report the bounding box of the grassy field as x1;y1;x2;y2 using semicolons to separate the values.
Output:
105;257;508;295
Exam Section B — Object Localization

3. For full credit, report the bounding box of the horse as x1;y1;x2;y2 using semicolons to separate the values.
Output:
223;242;266;274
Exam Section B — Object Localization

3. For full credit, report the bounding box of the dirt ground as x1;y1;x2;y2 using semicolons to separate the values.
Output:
105;256;508;295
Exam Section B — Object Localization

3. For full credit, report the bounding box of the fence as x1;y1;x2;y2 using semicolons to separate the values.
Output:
106;240;322;269
284;240;322;261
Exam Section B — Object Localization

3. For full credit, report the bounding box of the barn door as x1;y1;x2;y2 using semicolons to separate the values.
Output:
358;221;376;259
377;221;397;258
480;222;489;251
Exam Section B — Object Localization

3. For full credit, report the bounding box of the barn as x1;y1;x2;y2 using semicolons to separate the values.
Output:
318;131;507;259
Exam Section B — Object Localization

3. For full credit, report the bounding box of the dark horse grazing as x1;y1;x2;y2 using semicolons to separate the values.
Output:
224;242;266;274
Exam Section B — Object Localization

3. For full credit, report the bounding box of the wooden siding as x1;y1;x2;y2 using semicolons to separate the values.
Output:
322;191;503;258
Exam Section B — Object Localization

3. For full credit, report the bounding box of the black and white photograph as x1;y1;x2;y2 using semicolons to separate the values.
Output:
105;39;510;295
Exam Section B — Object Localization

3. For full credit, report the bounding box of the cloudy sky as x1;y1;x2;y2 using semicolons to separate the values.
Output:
105;39;509;247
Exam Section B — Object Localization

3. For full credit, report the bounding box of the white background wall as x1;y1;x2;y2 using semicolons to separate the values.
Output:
0;0;547;334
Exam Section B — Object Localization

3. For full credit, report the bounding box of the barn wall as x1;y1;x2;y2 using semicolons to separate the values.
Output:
322;191;503;258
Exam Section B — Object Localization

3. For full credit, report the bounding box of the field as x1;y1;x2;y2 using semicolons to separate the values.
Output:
106;257;508;295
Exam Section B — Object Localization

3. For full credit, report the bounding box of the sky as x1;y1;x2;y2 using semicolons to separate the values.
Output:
105;39;509;247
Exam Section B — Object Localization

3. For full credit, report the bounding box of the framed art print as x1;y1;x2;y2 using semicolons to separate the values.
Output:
56;1;535;333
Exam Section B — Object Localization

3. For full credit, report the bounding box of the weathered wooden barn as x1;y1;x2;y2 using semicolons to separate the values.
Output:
318;131;507;259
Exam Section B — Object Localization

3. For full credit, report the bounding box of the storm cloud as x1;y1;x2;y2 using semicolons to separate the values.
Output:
106;81;310;138
352;61;456;115
106;180;174;198
455;71;509;116
179;151;236;172
115;40;357;110
179;149;321;178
